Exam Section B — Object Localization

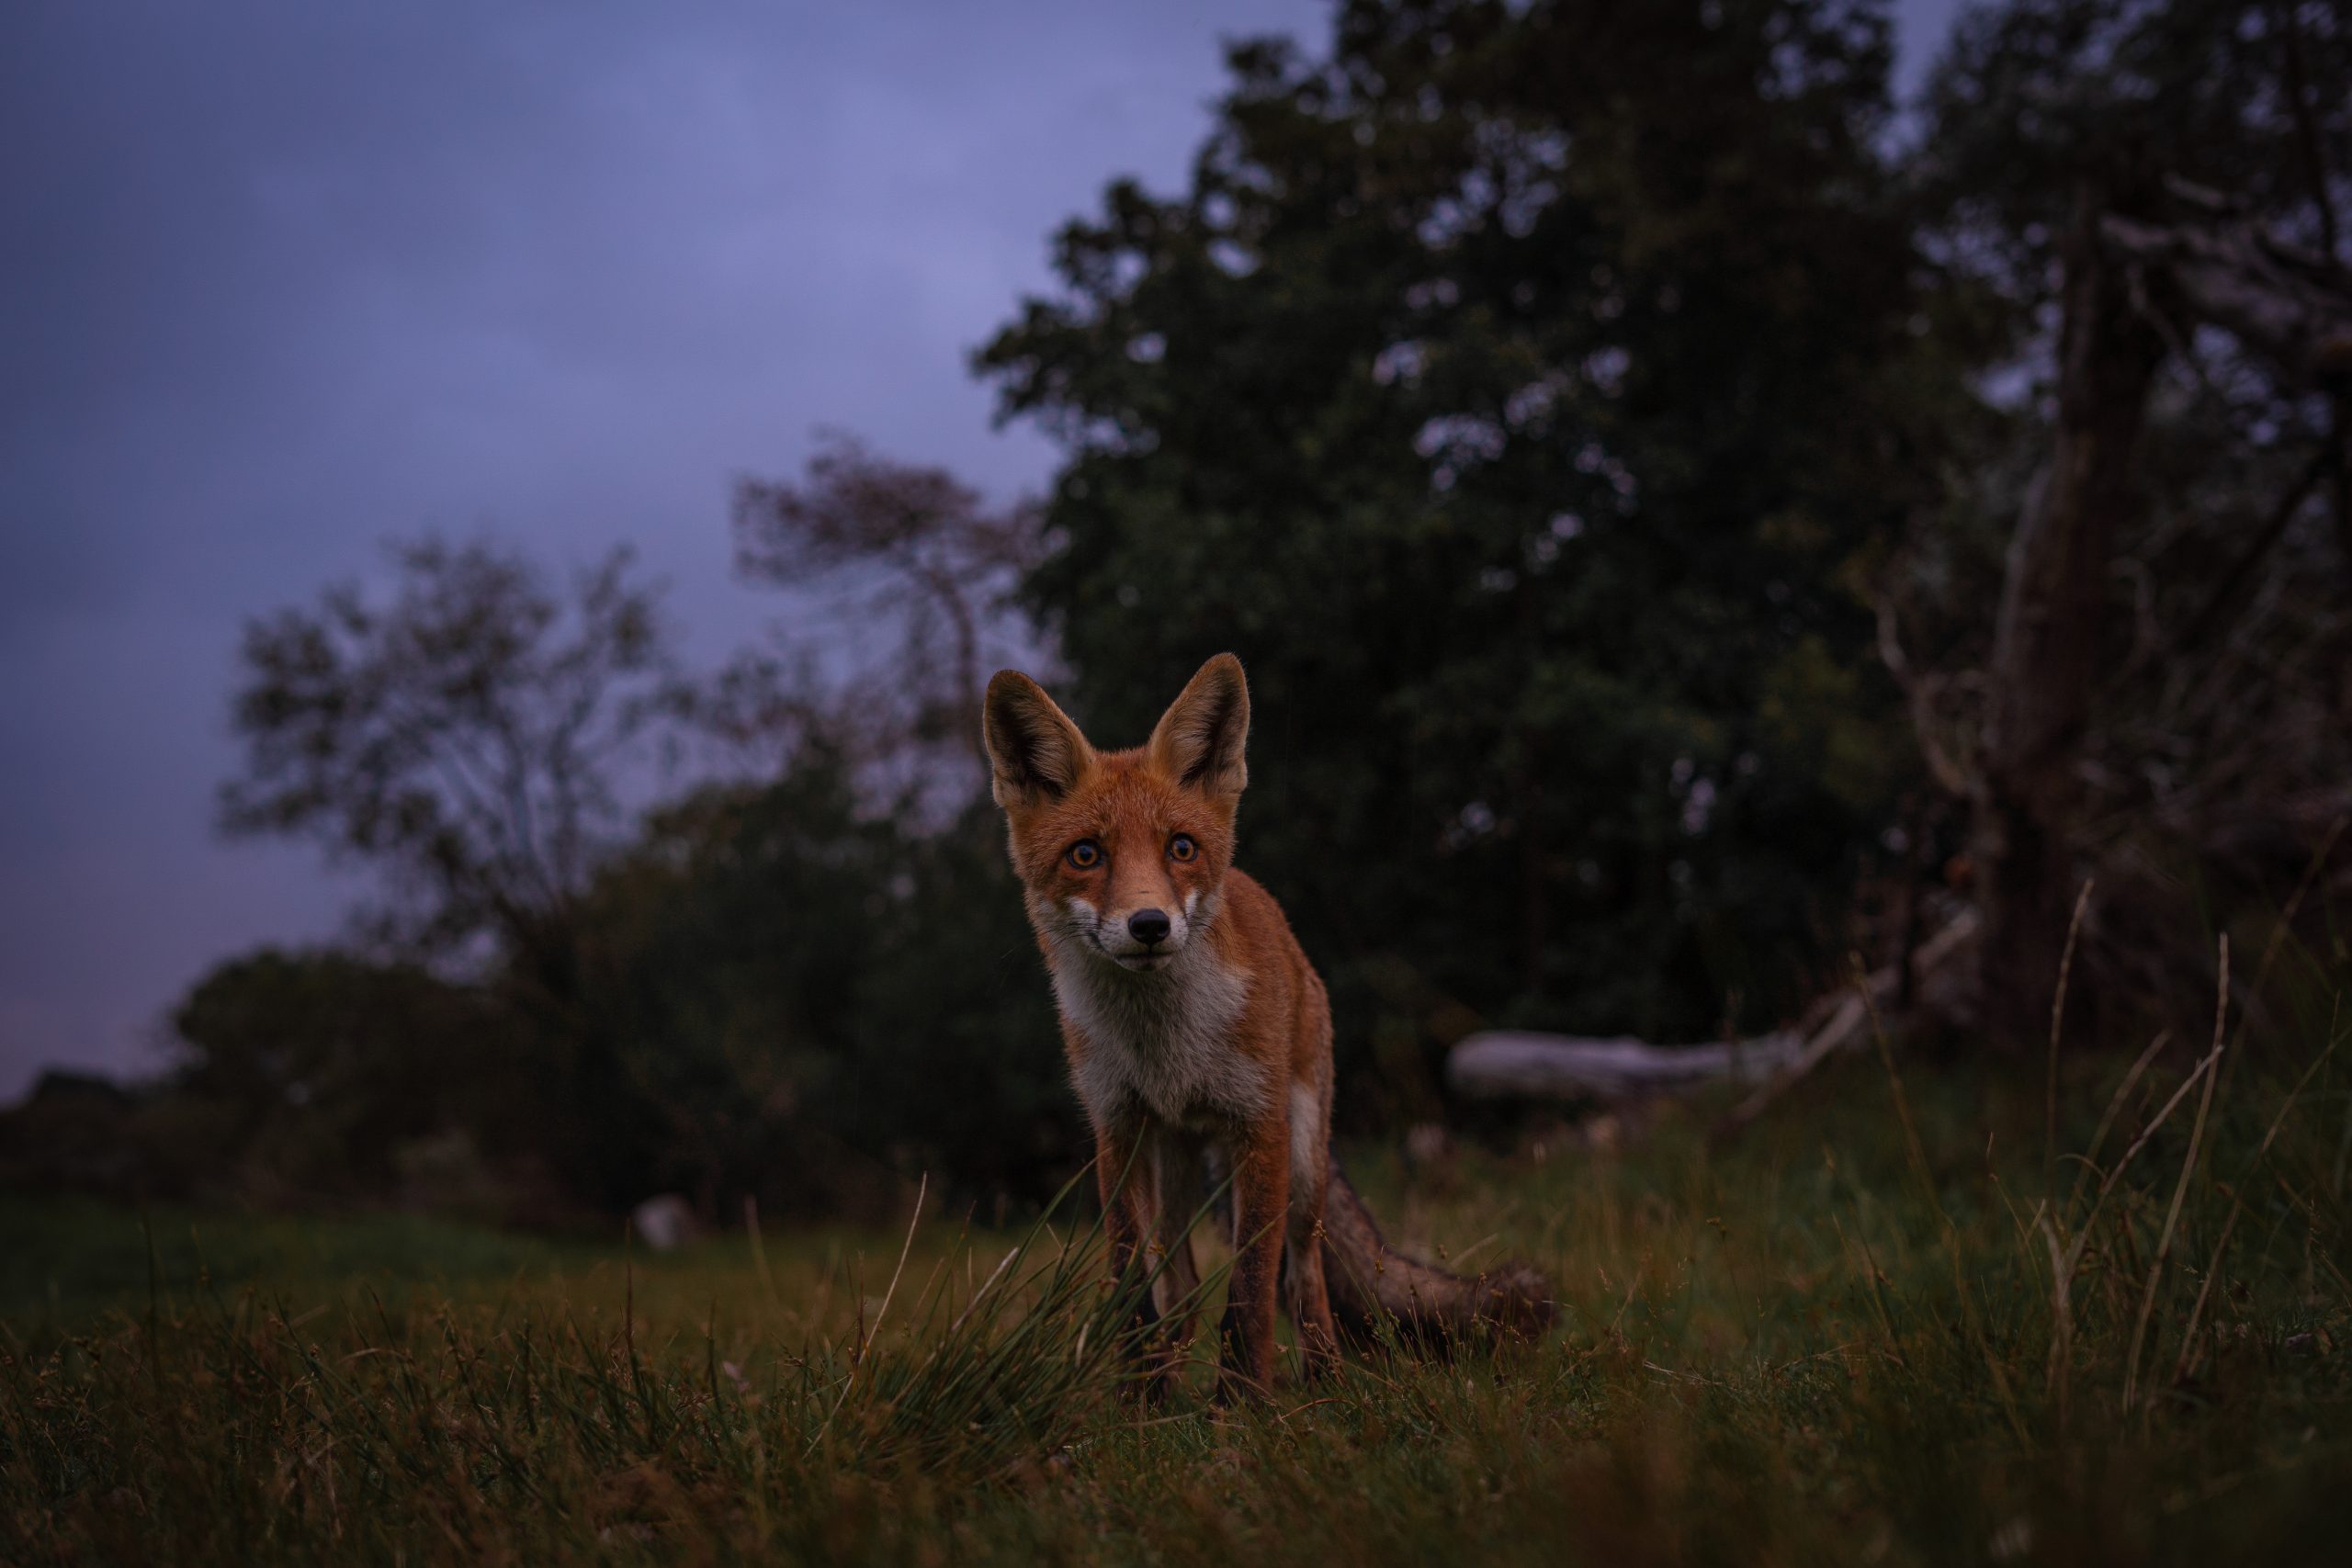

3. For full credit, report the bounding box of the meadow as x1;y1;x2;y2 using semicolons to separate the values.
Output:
6;1017;2351;1566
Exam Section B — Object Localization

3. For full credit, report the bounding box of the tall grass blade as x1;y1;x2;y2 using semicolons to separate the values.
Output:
2122;936;2228;1416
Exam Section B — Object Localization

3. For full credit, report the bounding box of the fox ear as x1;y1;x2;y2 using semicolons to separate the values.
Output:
1148;653;1250;799
984;671;1094;808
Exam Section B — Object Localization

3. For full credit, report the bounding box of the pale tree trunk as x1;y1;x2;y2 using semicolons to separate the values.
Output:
1972;194;2167;1046
1970;184;2352;1043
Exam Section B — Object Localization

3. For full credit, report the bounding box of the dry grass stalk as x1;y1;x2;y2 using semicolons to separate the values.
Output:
2122;938;2228;1416
2046;879;2096;1180
2169;1038;2337;1385
2040;1029;2177;1432
1860;958;2029;1444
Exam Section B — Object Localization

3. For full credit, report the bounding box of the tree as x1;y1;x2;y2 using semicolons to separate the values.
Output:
571;748;1076;1217
568;748;900;1216
221;536;681;1205
1901;0;2352;1039
723;434;1045;813
978;0;1964;1090
169;948;526;1202
221;536;676;956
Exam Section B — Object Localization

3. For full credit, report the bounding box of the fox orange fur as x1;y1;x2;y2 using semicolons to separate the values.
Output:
983;652;1552;1397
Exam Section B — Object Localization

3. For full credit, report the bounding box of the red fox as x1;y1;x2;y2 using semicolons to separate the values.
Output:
983;652;1553;1396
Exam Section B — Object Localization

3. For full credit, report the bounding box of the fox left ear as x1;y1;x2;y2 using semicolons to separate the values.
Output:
1148;653;1250;800
984;670;1095;809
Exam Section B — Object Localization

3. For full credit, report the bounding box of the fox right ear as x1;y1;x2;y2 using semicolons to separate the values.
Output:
1148;652;1249;800
983;671;1094;808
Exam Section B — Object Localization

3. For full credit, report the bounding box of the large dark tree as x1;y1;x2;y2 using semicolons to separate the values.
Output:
978;0;1967;1096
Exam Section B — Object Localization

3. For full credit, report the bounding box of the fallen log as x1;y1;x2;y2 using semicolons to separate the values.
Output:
1447;1030;1802;1100
1444;912;1979;1122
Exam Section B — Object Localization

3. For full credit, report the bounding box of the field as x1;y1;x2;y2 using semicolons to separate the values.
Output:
6;1035;2352;1566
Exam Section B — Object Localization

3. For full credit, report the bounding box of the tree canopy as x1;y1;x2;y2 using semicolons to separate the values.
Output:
978;0;1971;1083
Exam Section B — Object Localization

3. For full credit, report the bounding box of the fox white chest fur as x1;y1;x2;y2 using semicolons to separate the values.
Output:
1049;934;1265;1131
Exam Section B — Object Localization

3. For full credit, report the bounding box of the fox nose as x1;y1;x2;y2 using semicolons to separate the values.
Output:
1126;908;1172;946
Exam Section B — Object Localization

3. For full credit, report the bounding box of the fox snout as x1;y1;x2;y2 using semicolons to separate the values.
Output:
1093;897;1193;969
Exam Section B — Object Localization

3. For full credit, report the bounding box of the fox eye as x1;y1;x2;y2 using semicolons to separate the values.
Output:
1168;834;1197;863
1066;839;1102;870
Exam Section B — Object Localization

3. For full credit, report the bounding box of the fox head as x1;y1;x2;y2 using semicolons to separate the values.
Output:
982;653;1249;973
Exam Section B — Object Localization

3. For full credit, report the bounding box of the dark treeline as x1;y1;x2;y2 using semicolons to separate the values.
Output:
10;0;2349;1224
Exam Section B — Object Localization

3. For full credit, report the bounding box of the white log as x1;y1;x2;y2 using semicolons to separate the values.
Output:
1446;910;1980;1108
1447;1030;1802;1100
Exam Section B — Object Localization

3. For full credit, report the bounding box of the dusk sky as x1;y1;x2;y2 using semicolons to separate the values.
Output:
0;0;1961;1100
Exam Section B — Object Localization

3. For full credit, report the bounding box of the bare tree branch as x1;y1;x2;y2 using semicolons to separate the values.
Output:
2101;190;2352;390
725;434;1045;810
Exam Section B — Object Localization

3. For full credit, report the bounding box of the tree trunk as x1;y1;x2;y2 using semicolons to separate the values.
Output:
1972;194;2166;1046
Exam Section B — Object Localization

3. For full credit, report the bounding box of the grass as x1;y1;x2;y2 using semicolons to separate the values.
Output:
6;1018;2352;1565
0;1198;580;1325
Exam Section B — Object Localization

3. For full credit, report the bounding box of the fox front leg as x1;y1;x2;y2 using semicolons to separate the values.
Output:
1096;1123;1164;1322
1214;1124;1290;1403
1095;1122;1176;1397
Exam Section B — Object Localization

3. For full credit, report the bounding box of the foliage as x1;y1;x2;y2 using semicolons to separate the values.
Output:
1901;0;2352;693
976;0;1973;1094
1887;0;2352;1030
727;433;1044;794
210;536;703;1213
139;725;1075;1223
220;536;677;953
167;949;530;1206
569;753;1076;1219
1915;0;2352;304
9;1043;2352;1564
